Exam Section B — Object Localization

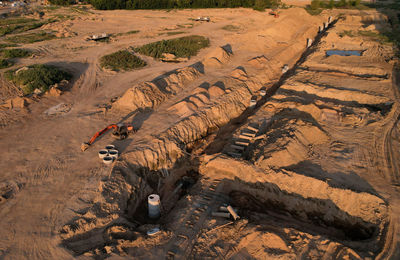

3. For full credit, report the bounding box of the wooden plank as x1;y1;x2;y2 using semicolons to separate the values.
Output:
254;134;266;140
235;141;249;146
239;134;253;140
241;132;256;137
247;126;259;132
231;145;245;151
228;151;242;158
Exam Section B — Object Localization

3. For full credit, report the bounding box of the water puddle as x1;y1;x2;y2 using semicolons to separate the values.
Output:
326;50;362;57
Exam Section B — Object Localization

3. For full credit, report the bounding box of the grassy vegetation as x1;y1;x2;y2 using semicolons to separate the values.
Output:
134;35;209;59
100;50;147;71
5;65;72;95
0;22;46;37
1;49;31;59
222;25;240;31
165;31;185;36
338;30;356;38
0;59;13;69
5;32;56;44
0;18;37;26
115;30;140;36
0;43;18;48
338;29;398;45
305;0;369;15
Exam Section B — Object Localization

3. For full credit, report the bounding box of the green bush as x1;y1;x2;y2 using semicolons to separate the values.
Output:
135;35;209;59
1;49;31;58
253;0;280;11
6;32;56;44
0;59;13;69
222;25;240;31
306;0;366;15
5;64;72;95
310;0;321;9
100;50;146;71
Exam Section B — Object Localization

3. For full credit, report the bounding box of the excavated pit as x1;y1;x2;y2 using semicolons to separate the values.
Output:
59;13;398;258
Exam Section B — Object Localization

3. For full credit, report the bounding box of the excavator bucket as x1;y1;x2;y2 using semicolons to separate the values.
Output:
81;142;90;152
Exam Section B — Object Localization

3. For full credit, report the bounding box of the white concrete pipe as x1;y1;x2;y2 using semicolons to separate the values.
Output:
282;64;289;73
319;26;322;33
260;89;267;96
108;149;119;159
328;16;332;24
306;38;313;48
249;99;257;108
98;149;109;159
103;156;113;165
227;205;240;220
148;194;161;219
324;22;328;29
105;144;115;150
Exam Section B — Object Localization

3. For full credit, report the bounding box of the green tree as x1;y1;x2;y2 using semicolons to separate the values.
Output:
310;0;321;10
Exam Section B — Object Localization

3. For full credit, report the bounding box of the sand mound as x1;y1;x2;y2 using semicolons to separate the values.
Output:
253;117;329;169
237;232;290;258
202;45;232;68
113;65;203;111
248;55;269;68
208;85;225;97
231;67;248;81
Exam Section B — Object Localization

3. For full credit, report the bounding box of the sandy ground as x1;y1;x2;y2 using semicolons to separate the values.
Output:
0;4;399;260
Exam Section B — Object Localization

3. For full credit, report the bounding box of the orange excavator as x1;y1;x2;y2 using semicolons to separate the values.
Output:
81;123;135;151
269;9;279;18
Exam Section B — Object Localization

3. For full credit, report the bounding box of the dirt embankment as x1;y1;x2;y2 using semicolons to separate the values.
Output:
59;9;328;258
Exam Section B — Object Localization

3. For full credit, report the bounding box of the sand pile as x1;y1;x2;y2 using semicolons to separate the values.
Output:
202;45;232;68
168;68;248;118
252;117;329;169
112;65;203;112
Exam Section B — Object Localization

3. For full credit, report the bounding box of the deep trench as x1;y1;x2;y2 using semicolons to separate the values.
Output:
124;18;383;242
62;17;387;257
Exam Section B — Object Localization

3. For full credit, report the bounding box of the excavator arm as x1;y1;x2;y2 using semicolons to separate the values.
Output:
81;124;134;151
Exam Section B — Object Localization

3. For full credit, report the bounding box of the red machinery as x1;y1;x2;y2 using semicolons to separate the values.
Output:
81;123;135;151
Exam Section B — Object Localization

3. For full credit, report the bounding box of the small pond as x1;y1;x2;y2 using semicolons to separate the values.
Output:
326;50;363;57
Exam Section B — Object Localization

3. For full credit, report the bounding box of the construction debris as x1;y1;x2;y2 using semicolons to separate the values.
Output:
195;16;210;22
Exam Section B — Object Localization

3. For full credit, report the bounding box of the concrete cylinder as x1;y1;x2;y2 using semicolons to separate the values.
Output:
307;38;313;48
324;22;328;29
328;16;332;24
318;26;322;33
148;194;161;219
227;205;240;221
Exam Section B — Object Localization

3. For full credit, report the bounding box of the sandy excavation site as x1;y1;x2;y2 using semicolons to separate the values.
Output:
1;3;400;259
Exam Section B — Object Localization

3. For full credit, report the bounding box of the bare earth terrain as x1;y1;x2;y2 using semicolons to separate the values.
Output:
0;4;400;260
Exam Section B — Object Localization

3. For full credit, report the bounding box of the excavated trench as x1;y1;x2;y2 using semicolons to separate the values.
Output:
60;16;391;257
